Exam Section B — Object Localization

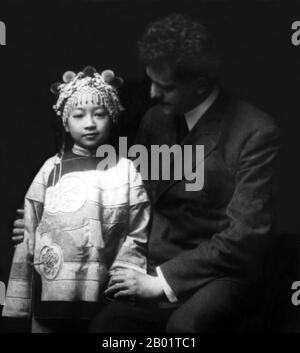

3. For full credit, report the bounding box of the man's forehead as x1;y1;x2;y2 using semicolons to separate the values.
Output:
146;64;176;85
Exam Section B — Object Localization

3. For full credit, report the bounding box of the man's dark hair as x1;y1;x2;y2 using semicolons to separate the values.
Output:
138;13;221;83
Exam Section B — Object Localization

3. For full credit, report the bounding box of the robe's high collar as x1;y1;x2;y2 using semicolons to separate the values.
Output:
72;144;96;157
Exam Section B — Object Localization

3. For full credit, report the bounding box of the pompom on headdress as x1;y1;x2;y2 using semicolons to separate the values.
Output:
51;66;124;125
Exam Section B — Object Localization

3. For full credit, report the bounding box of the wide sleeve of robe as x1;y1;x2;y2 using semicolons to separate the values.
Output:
2;156;56;318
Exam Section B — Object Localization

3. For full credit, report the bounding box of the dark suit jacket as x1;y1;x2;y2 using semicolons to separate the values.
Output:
135;89;280;301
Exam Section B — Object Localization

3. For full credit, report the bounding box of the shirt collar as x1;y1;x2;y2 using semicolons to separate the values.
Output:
184;86;220;131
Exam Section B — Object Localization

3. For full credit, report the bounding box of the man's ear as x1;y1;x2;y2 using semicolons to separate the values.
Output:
196;76;209;95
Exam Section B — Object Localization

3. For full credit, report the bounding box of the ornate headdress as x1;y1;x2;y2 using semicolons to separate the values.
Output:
51;66;124;125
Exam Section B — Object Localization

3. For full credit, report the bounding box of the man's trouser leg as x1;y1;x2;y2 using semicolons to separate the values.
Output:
89;301;174;333
166;279;249;333
89;279;250;333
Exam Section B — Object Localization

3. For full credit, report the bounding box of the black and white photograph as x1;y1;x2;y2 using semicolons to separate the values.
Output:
0;0;300;341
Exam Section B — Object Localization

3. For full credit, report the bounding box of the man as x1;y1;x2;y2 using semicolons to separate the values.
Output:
12;13;280;332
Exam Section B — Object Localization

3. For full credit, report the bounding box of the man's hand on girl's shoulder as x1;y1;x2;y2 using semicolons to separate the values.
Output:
12;209;24;246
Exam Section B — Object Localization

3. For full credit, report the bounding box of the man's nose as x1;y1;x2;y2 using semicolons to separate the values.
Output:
150;83;162;99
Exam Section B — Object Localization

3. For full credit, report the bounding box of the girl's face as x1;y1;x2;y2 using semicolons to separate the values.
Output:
65;101;113;150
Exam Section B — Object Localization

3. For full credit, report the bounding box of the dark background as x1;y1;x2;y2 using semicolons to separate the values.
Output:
0;0;300;331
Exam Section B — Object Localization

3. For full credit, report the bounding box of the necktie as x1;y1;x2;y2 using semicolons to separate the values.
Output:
176;114;189;144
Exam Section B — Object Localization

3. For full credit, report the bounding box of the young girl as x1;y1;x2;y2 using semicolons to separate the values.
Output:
3;66;150;332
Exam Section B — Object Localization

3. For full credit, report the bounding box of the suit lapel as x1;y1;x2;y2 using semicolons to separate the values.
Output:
154;91;227;202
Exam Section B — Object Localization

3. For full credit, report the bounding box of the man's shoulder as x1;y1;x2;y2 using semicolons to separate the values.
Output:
223;94;279;138
219;95;280;167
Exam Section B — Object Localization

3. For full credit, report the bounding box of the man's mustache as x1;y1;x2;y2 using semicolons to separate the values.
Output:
151;97;162;104
151;97;169;106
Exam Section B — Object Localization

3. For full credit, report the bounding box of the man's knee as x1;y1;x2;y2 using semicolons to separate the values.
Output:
166;280;248;333
89;303;120;332
89;302;158;333
166;311;198;333
166;303;218;333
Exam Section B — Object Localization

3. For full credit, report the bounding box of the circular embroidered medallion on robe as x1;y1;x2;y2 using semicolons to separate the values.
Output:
39;244;63;280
